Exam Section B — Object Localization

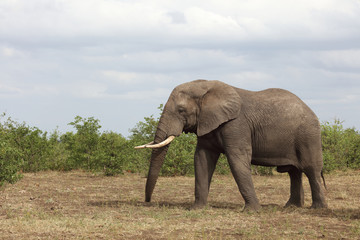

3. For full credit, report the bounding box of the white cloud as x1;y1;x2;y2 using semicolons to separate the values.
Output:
166;11;186;24
1;0;359;47
1;0;360;134
0;0;166;40
306;94;360;105
180;7;245;38
318;50;360;69
0;81;64;98
224;72;275;90
115;88;170;101
102;71;139;84
1;47;16;57
0;84;23;97
68;81;108;99
1;46;25;57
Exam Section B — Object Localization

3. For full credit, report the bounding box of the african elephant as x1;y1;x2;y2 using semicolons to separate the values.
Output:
135;80;327;211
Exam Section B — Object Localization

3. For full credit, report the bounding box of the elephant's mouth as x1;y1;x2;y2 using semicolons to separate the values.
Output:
183;124;197;134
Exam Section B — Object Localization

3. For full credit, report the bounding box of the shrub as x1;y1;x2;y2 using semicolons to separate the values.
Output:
1;110;359;181
46;130;71;171
65;116;102;170
95;131;127;176
343;128;360;169
215;154;231;175
0;114;23;185
322;119;360;172
124;138;152;174
162;133;197;176
61;117;131;175
0;113;52;173
0;137;23;186
14;127;51;172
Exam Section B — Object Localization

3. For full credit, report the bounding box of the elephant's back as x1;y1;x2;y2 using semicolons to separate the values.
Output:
244;87;320;129
255;88;304;105
255;88;314;115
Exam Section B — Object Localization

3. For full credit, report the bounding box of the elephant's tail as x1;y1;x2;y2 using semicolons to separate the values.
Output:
321;169;327;190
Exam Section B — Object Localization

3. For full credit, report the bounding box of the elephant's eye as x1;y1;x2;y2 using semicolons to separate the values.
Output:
178;108;186;114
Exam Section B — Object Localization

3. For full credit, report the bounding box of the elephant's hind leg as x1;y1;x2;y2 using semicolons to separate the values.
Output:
304;167;327;208
285;167;304;207
296;127;327;208
300;146;327;208
277;165;304;207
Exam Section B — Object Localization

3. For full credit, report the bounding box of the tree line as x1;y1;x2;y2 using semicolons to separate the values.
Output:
1;106;360;186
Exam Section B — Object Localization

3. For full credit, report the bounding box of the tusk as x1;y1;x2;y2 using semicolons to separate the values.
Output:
134;136;175;149
134;141;154;149
146;136;175;148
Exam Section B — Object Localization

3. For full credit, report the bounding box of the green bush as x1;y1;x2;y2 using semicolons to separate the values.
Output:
343;128;360;169
0;113;52;173
124;139;152;175
127;113;159;174
0;110;359;186
322;119;360;172
215;154;231;175
0;136;23;186
14;127;51;172
95;131;127;176
162;133;197;176
58;131;78;170
65;116;102;170
61;116;131;175
46;130;71;171
0;114;22;186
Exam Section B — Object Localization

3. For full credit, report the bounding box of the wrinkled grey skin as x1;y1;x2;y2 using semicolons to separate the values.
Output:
145;80;327;211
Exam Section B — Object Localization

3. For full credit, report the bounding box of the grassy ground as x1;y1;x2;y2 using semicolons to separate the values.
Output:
1;170;360;239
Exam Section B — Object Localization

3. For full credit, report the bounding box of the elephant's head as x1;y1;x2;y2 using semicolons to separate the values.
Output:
135;80;241;202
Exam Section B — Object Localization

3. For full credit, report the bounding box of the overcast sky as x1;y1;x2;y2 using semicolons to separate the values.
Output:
1;0;360;136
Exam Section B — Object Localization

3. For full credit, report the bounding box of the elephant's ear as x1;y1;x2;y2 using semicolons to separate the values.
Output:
197;81;241;136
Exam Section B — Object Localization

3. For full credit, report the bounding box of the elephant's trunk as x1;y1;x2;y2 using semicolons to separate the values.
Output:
136;107;184;202
145;128;170;202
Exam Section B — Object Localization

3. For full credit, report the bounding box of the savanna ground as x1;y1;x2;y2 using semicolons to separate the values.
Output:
1;171;360;239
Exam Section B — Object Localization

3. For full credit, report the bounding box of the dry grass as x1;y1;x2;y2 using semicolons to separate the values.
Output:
1;170;360;239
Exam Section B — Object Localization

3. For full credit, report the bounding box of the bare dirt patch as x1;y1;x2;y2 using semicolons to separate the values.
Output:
1;170;360;239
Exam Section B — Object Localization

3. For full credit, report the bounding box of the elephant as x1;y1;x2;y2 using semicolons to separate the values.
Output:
135;80;327;211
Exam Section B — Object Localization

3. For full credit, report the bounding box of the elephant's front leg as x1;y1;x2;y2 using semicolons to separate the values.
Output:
226;147;261;211
193;145;220;209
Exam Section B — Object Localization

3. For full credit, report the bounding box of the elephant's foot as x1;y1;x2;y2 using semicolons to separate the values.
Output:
190;202;206;210
285;198;304;208
242;202;261;212
310;201;328;209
